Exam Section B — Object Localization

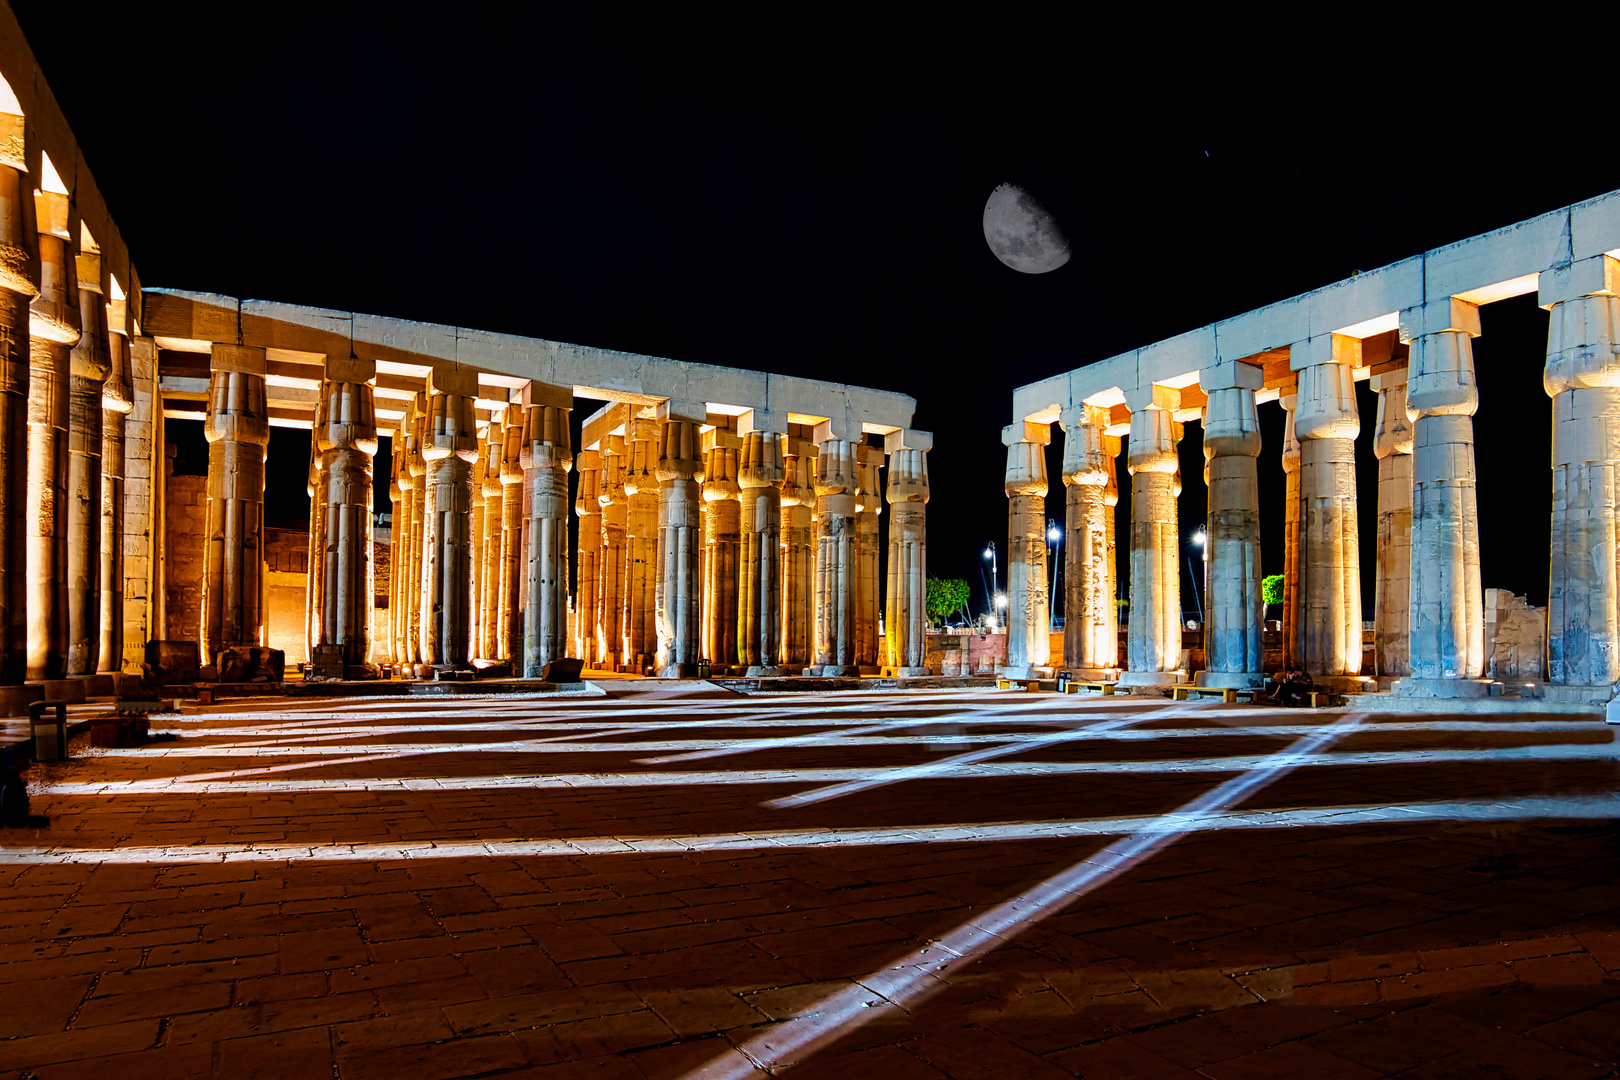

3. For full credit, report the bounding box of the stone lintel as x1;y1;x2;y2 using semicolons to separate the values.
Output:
521;379;574;411
783;436;816;458
426;364;478;398
657;398;708;424
855;442;884;466
1000;419;1052;447
1539;254;1620;309
1121;384;1180;414
812;416;854;444
1398;297;1481;342
883;428;933;454
1198;361;1264;393
1369;368;1408;393
325;355;375;383
210;343;267;376
737;407;788;435
700;427;742;453
1289;333;1361;371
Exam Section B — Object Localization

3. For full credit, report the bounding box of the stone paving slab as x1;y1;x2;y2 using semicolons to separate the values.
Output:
0;691;1615;1077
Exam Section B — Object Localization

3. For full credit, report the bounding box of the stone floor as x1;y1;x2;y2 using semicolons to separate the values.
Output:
0;684;1618;1078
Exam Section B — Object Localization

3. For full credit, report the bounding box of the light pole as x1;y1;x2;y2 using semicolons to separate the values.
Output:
982;542;998;629
1188;527;1206;625
1047;520;1062;629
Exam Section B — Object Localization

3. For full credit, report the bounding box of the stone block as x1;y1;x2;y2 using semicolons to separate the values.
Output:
147;639;201;685
216;646;285;683
543;657;584;683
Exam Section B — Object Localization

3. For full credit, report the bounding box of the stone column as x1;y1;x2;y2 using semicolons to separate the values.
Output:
304;403;327;669
1198;364;1265;688
738;421;784;676
26;184;76;682
701;429;740;671
469;439;487;659
1120;390;1184;686
0;115;34;690
401;395;427;669
66;240;110;677
521;383;573;677
201;344;269;667
883;429;931;675
655;405;704;676
1371;370;1413;678
419;368;478;671
315;357;378;675
1280;394;1301;670
599;435;629;670
497;417;523;664
120;336;158;674
1293;335;1362;677
1542;256;1620;692
1060;404;1116;677
780;437;815;671
1002;420;1051;679
574;449;602;665
813;433;858;676
99;290;131;674
853;443;883;672
623;417;660;674
477;431;503;660
384;424;404;668
1398;299;1486;694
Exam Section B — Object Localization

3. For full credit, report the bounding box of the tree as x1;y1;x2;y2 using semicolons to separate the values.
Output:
925;578;970;627
1262;574;1284;608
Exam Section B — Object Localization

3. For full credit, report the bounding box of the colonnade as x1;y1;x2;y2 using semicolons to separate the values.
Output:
1005;257;1620;699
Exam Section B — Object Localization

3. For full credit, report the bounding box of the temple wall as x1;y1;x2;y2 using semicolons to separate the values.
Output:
161;461;205;643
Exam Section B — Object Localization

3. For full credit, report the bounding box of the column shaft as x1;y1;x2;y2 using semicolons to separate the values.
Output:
623;419;660;673
853;445;882;670
99;323;131;674
65;246;109;676
599;436;629;669
1295;350;1361;676
1003;422;1051;677
883;436;929;674
402;395;427;667
0;132;34;685
497;419;524;663
1060;405;1115;673
419;371;477;669
317;359;378;670
813;437;858;674
522;397;572;677
1201;377;1263;684
476;435;502;659
655;418;703;674
1372;374;1413;677
1280;396;1301;669
1124;406;1181;679
385;426;405;667
575;450;602;665
780;441;814;670
201;345;269;664
701;434;740;669
738;429;783;674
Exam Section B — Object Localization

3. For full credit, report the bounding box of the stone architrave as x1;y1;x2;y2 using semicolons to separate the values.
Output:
65;236;110;677
853;443;883;672
779;437;815;671
1119;389;1184;687
419;367;478;671
599;435;629;670
26;182;76;682
812;432;859;676
1397;299;1486;695
521;384;573;677
655;406;704;676
99;288;132;674
477;432;503;660
1542;255;1620;690
0;112;34;689
574;449;603;665
1371;370;1413;678
622;417;660;673
1198;363;1265;689
883;429;930;676
317;356;378;673
201;344;269;667
1059;404;1115;677
1002;420;1051;679
737;421;785;676
497;417;524;663
1293;335;1362;677
701;429;741;671
1279;393;1301;669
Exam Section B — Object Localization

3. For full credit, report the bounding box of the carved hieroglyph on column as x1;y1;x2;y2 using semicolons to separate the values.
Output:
1542;255;1620;689
883;429;931;675
1120;390;1183;685
1372;370;1413;678
1279;394;1301;670
317;357;378;673
477;432;503;660
419;368;478;671
1002;420;1051;679
1399;299;1485;693
201;344;269;666
702;430;741;671
497;418;524;664
99;283;131;674
521;384;572;677
66;233;110;677
655;409;704;676
738;423;784;676
1294;334;1362;677
574;449;602;666
813;435;858;676
26;180;76;681
1198;364;1265;688
779;437;815;671
623;418;660;673
1060;404;1116;676
599;435;629;670
853;443;883;671
0;107;35;687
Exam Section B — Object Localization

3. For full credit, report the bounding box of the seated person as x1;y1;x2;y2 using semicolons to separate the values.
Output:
1268;667;1314;707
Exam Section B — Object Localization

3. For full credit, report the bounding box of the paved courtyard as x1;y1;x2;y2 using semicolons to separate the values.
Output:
1;685;1618;1078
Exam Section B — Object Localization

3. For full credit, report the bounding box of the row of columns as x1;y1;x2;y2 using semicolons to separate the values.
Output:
1005;257;1620;698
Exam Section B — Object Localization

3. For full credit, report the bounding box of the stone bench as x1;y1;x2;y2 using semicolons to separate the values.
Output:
1170;686;1254;703
1061;681;1115;696
996;677;1057;692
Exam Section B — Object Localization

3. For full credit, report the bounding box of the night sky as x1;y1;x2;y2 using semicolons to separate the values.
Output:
16;4;1617;619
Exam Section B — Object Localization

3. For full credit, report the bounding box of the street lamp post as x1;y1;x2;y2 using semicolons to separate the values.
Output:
1047;520;1062;629
1188;527;1206;625
982;542;999;630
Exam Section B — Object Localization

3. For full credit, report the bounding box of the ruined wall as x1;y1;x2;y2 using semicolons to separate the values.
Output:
161;449;206;643
264;527;309;664
1485;590;1546;681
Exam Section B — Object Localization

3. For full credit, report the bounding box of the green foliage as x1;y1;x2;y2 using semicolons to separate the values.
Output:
1262;574;1284;607
925;578;970;627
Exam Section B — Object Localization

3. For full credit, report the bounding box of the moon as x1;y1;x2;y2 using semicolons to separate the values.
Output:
982;183;1070;274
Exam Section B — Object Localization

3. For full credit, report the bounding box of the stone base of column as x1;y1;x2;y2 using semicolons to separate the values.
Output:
1392;677;1498;699
745;665;785;677
1547;684;1617;707
817;664;861;677
35;679;88;704
1065;667;1120;683
1195;671;1266;690
894;666;932;677
1001;664;1054;680
430;664;475;680
344;664;382;681
661;663;702;678
0;684;45;717
1116;670;1186;690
